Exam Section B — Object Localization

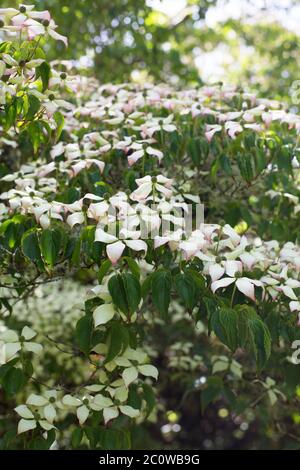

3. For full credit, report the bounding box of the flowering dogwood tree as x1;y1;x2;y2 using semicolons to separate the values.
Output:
0;4;300;450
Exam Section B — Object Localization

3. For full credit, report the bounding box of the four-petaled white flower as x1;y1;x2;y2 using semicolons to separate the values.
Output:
62;393;114;425
141;114;176;137
94;227;147;264
0;326;42;363
127;141;163;166
211;261;263;301
15;404;56;434
130;175;173;202
25;390;63;424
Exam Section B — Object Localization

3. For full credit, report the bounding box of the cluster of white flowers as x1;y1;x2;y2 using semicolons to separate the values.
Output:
2;167;300;312
0;4;67;45
0;5;72;120
13;345;158;434
1;5;300;442
1;81;299;197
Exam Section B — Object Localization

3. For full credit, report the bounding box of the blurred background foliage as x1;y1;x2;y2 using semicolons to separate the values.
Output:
8;0;300;105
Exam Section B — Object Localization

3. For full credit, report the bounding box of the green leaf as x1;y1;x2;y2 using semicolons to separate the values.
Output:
254;147;266;175
2;367;26;395
219;154;232;175
27;121;44;153
21;229;43;267
108;274;129;315
81;226;96;260
123;256;140;279
248;315;271;370
71;238;81;265
85;297;102;315
151;269;172;320
40;229;62;267
187;269;206;290
22;359;34;377
210;158;219;182
210;307;239;352
174;272;197;311
201;376;223;413
36;61;50;92
141;273;153;299
1;218;25;246
4;97;17;131
0;298;12;314
75;314;94;355
105;321;129;363
187;137;202;166
44;429;56;448
122;273;141;314
26;94;41;120
108;273;141;316
116;429;131;450
53;111;65;142
265;310;280;344
100;428;131;450
236;305;271;370
33;429;56;450
223;386;236;407
71;428;83;448
237;152;254;182
98;259;112;283
0;430;17;450
142;383;156;417
128;383;142;409
0;359;19;382
84;427;99;448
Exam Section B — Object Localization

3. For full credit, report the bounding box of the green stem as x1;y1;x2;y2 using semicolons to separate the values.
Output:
230;284;237;308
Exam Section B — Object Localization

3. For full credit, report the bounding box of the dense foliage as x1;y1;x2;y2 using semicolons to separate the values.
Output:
0;3;300;450
7;0;300;110
7;0;216;83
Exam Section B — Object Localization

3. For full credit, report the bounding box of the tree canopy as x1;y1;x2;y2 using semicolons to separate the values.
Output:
0;1;300;451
